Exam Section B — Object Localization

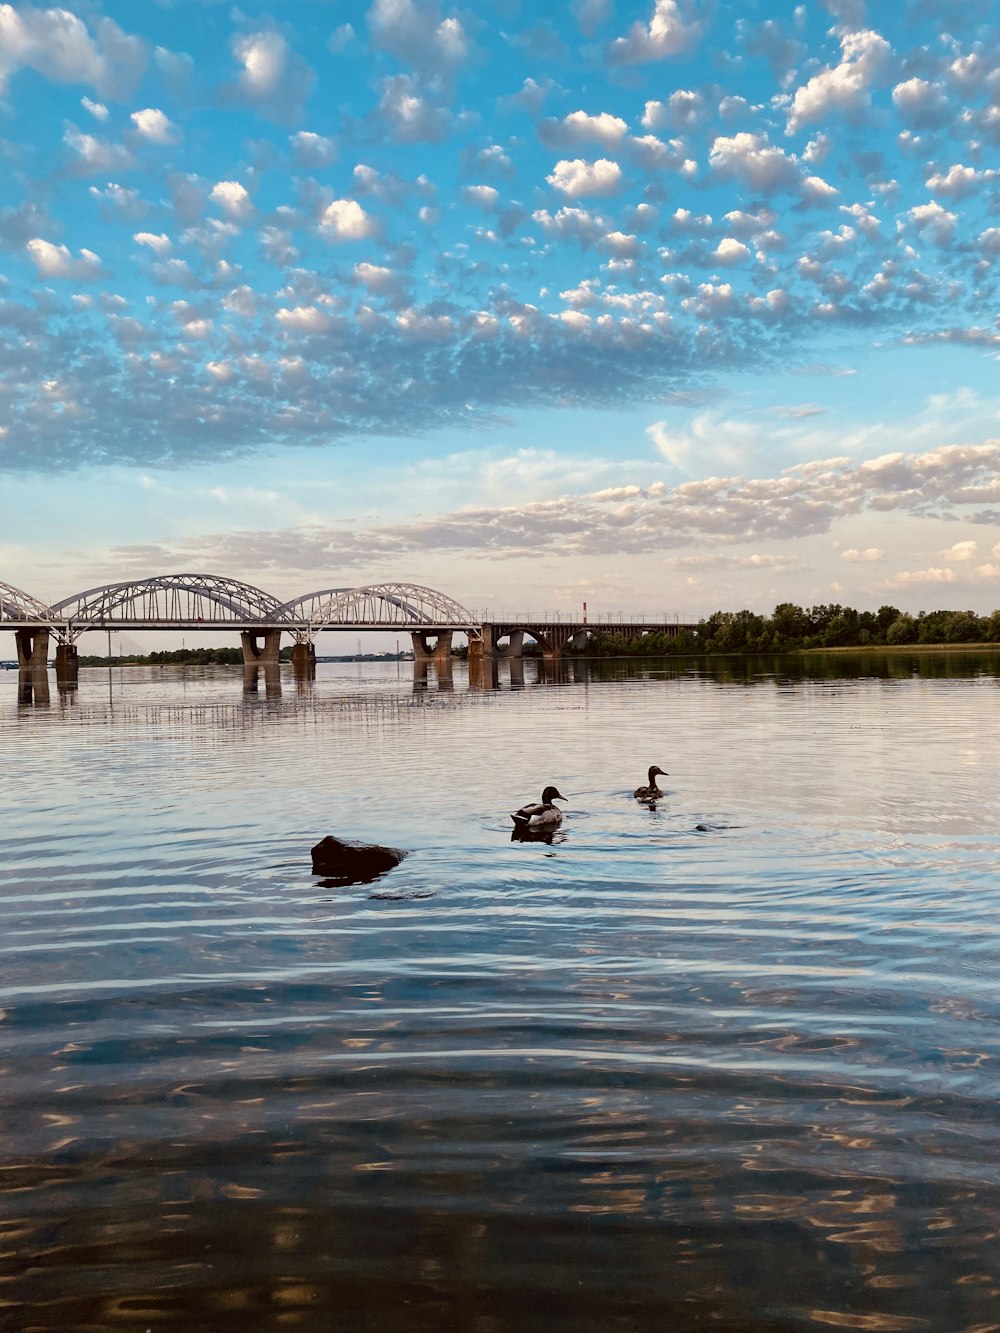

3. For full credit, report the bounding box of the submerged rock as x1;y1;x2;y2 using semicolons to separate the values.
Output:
310;835;407;885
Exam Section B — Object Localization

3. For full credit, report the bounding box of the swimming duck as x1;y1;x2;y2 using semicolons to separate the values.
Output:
511;785;567;828
634;766;667;799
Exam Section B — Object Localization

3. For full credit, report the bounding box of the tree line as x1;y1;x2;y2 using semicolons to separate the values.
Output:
583;604;1000;657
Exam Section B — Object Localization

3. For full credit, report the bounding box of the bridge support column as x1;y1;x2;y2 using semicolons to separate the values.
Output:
241;630;282;666
411;630;453;664
15;628;49;670
54;641;79;684
539;626;576;661
500;629;524;658
469;625;496;659
292;641;316;678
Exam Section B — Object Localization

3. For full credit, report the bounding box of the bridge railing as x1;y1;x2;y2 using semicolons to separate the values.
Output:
471;611;686;625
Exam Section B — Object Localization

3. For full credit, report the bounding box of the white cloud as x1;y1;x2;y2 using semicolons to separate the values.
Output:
711;237;751;265
229;29;315;122
81;95;108;121
232;29;287;98
547;158;624;198
786;30;891;135
708;132;800;192
607;0;703;64
368;0;471;76
25;237;101;279
63;127;134;173
557;110;629;146
289;131;336;167
463;184;500;211
0;6;147;98
892;78;950;128
133;231;172;254
880;567;957;588
925;164;985;199
318;198;375;241
642;89;704;130
209;180;253;220
378;74;451;142
908;201;958;245
276;305;334;333
130;107;179;144
840;547;884;562
942;540;977;561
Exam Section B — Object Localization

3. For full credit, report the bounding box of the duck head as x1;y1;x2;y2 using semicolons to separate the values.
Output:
542;786;567;805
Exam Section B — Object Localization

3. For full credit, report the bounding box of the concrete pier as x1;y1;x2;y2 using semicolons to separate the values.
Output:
54;642;79;684
292;641;316;678
15;627;49;670
411;629;453;664
240;629;282;666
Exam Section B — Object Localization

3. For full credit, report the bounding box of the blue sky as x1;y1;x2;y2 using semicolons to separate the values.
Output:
3;0;1000;627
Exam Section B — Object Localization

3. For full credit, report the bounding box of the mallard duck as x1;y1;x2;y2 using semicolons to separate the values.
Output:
634;766;667;799
511;785;567;828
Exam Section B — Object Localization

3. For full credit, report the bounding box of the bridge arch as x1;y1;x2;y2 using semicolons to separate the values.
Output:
281;582;480;636
0;579;58;624
50;573;297;631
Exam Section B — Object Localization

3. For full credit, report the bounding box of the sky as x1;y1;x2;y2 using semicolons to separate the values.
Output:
2;0;1000;635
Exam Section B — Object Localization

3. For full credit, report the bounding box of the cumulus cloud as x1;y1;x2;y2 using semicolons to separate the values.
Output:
228;29;315;122
130;107;179;145
63;126;134;174
786;30;891;135
547;158;624;198
607;0;703;64
377;74;451;142
133;231;172;254
367;0;471;78
25;237;101;279
709;132;801;192
289;131;336;167
318;198;375;241
209;180;253;220
0;6;147;98
840;547;884;562
908;200;958;245
711;237;751;265
541;110;629;149
892;78;950;128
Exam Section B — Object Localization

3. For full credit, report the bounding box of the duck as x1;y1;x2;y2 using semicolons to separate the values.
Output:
511;785;567;828
634;765;667;800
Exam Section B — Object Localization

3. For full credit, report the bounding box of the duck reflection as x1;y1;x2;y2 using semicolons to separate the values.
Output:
510;824;566;845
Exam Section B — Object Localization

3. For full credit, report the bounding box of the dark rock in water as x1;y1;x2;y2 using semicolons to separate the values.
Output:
310;835;407;884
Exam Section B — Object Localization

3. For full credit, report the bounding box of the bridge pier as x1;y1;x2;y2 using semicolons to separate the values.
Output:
240;629;282;666
54;641;79;684
292;641;316;678
535;626;577;661
15;627;49;670
411;629;453;664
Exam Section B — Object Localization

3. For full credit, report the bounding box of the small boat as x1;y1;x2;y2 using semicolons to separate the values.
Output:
634;765;667;799
511;785;567;828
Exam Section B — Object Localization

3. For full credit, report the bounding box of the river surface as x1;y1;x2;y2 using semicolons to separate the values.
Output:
3;652;1000;1332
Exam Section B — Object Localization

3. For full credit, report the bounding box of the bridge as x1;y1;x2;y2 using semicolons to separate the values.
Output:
1;573;697;684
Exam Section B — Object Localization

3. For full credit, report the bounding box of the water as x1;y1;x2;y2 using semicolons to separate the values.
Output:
3;653;1000;1331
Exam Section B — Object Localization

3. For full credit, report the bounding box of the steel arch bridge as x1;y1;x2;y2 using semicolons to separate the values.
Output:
50;574;299;640
1;579;58;626
281;583;481;637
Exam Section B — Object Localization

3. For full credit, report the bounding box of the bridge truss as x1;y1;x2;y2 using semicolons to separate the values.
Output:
49;574;299;641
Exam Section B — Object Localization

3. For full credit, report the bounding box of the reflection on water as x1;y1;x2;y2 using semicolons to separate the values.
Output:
3;653;1000;1331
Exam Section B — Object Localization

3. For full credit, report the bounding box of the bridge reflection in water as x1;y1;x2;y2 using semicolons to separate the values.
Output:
2;571;695;697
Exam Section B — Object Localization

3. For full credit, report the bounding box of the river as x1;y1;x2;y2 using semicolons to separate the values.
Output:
3;652;1000;1331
